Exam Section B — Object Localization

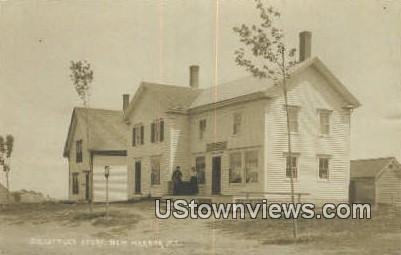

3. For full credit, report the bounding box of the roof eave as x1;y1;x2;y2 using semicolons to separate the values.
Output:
189;91;271;114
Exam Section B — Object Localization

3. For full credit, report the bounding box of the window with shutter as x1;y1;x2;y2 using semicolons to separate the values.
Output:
76;140;83;163
159;120;164;142
233;113;241;135
285;155;298;178
72;173;79;194
199;119;206;139
151;122;155;143
140;125;144;145
318;157;329;179
287;106;299;133
151;119;164;143
319;110;331;135
132;128;136;146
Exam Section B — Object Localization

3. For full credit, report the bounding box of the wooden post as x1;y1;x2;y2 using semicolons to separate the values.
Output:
105;176;109;220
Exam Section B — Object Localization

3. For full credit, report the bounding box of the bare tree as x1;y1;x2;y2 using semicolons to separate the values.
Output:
233;0;299;240
69;60;94;212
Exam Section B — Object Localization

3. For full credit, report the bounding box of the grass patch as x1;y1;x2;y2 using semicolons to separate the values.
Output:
209;207;401;253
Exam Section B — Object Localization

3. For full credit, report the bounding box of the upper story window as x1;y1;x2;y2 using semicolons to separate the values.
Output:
285;154;298;179
199;119;206;139
72;173;79;194
233;113;242;135
318;157;329;179
75;140;83;163
151;119;164;143
319;110;331;135
286;106;299;133
195;156;206;184
132;124;144;146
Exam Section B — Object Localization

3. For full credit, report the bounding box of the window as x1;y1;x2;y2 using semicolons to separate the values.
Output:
229;152;242;183
151;119;164;143
245;151;258;183
195;156;206;184
287;106;299;133
319;110;331;135
318;157;329;179
132;124;144;146
76;140;83;163
151;156;161;185
199;119;206;139
233;113;242;135
72;173;79;194
286;155;298;178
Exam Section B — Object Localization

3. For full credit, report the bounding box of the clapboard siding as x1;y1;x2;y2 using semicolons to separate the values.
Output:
376;166;401;206
265;66;351;203
68;119;91;201
189;100;267;196
126;92;172;198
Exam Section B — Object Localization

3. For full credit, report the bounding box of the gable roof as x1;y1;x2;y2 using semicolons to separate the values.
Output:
190;57;360;110
350;157;400;178
63;107;127;157
190;76;273;109
125;57;360;116
124;82;203;118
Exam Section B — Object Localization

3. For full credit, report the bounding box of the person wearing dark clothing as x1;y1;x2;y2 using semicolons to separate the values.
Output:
172;166;183;195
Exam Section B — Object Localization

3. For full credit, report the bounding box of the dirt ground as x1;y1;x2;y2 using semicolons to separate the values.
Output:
0;200;400;255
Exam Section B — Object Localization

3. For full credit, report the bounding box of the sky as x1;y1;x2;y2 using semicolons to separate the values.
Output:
0;0;400;199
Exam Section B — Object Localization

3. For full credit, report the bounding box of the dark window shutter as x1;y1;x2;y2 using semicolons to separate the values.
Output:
151;122;155;143
160;120;164;142
140;125;144;145
132;128;136;146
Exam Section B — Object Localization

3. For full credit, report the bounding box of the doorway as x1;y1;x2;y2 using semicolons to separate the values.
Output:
85;172;90;201
211;156;221;195
135;161;141;194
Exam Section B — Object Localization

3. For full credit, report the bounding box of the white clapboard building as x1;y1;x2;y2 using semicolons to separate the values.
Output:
63;107;128;202
64;32;361;205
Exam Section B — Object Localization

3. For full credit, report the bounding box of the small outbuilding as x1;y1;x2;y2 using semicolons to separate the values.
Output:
350;157;401;207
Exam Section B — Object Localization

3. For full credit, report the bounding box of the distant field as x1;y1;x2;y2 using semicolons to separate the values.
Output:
0;201;400;255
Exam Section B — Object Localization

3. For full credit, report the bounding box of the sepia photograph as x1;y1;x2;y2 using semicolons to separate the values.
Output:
0;0;400;254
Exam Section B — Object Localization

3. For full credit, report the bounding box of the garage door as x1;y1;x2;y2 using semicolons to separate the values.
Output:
93;155;128;202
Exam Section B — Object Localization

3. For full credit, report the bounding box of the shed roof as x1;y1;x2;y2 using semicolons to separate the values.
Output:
350;157;399;178
63;107;127;157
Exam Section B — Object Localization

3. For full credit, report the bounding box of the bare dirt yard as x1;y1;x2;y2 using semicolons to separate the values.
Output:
0;200;400;255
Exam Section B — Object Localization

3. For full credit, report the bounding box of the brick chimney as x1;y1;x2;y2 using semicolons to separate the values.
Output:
123;94;130;113
299;31;312;62
189;65;199;89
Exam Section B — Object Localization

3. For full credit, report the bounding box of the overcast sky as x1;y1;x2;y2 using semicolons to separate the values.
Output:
0;0;400;199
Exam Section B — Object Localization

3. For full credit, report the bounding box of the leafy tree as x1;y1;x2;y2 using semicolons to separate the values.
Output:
69;60;94;211
0;135;14;202
233;0;299;240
